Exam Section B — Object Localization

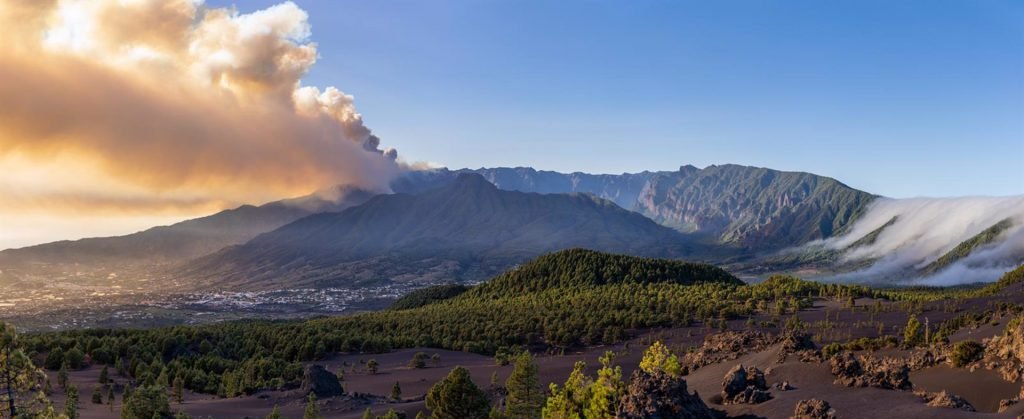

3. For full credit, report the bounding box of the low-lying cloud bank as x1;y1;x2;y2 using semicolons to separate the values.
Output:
821;196;1024;285
0;0;403;248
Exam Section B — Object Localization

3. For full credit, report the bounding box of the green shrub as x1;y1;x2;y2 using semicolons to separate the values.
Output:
950;340;984;367
822;343;842;359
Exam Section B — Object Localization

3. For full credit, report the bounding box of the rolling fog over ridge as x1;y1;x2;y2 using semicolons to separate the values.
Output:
814;195;1024;286
0;1;1020;417
4;164;1020;289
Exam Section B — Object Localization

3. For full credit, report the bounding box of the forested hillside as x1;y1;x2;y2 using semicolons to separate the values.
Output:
19;250;881;397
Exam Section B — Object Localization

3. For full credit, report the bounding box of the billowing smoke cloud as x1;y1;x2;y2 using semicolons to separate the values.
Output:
0;0;402;248
822;196;1024;285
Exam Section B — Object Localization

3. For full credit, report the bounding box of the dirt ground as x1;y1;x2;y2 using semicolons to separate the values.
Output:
41;281;1024;418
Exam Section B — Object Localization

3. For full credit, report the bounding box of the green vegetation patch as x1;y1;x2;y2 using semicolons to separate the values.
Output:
920;218;1014;275
389;284;470;310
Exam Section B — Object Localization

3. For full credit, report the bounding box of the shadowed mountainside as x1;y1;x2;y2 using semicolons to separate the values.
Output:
0;186;375;266
185;174;696;289
393;164;876;250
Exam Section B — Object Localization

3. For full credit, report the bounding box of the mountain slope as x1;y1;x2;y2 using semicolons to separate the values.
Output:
391;167;665;209
0;186;375;266
920;218;1015;275
187;174;695;289
392;164;876;250
634;164;876;248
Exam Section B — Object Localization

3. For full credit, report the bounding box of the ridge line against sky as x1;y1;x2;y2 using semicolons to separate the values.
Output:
0;0;1021;249
241;0;1021;199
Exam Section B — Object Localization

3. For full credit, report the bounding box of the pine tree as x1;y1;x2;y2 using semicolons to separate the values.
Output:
541;361;591;419
107;385;115;411
173;376;185;404
303;393;320;419
266;405;285;419
367;359;379;375
361;408;374;419
1;322;52;417
391;381;402;401
426;366;490;419
904;315;923;347
45;346;64;370
91;385;104;404
99;365;110;384
58;363;69;389
637;341;680;377
64;384;79;419
120;385;170;419
156;367;169;388
380;409;402;419
583;352;623;419
410;352;430;369
504;352;542;419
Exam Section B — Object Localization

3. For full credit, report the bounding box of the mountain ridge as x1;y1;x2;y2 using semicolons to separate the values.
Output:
184;173;696;289
0;186;375;267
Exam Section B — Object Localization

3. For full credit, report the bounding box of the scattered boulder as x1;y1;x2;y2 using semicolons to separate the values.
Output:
775;381;794;391
682;331;777;374
829;352;911;390
918;390;976;412
619;370;717;419
908;348;941;371
778;330;816;363
721;364;771;404
301;365;344;398
829;352;863;379
797;349;824;363
791;399;835;419
999;398;1018;413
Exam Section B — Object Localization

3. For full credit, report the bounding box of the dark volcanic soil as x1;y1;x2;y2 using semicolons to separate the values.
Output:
42;281;1024;418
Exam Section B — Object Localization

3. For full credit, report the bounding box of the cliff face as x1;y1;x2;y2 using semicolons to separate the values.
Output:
632;164;876;248
395;164;877;250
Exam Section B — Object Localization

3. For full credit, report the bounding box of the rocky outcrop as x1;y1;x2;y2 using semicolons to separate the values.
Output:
829;352;911;390
301;365;344;398
778;330;817;363
985;317;1024;382
917;390;976;412
796;350;824;363
908;348;941;371
682;331;778;374
721;364;771;405
999;398;1018;413
619;370;717;419
791;399;836;419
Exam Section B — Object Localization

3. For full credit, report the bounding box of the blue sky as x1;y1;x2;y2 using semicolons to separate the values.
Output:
214;0;1023;198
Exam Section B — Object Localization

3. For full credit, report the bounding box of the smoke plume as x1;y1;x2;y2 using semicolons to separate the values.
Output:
0;0;401;248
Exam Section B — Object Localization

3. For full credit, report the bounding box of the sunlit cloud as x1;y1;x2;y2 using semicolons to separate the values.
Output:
0;0;404;249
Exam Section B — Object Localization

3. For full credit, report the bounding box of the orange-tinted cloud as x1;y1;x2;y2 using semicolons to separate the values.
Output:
0;1;402;248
